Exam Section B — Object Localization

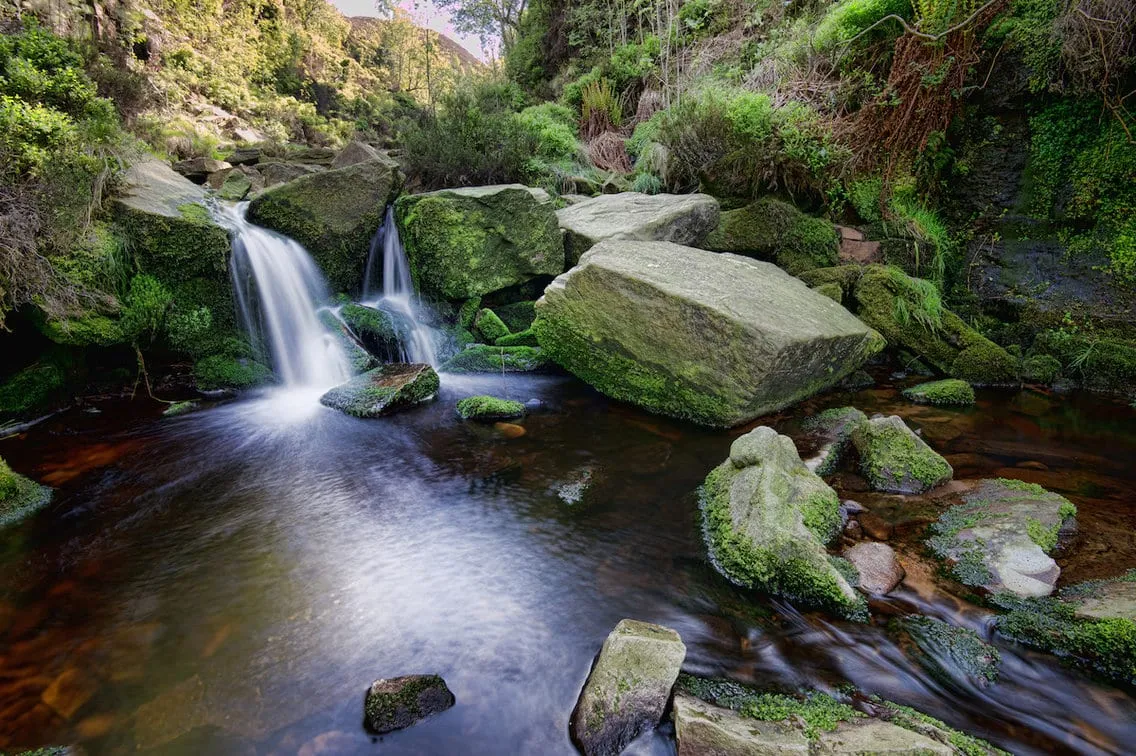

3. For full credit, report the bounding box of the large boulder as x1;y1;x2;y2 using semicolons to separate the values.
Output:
319;363;438;418
570;619;686;756
394;185;563;300
533;241;883;427
851;415;953;494
557;192;719;265
701;197;839;275
363;674;455;734
331;140;384;169
700;427;864;618
928;478;1076;597
248;156;404;292
672;692;809;755
0;457;51;527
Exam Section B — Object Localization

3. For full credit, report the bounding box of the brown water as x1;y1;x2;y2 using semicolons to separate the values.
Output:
0;370;1134;755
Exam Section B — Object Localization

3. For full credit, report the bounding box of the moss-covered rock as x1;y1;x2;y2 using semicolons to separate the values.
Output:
895;615;1001;687
700;426;865;619
247;156;404;292
338;304;407;362
534;241;883;428
853;266;1017;384
363;674;455;734
494;300;537;332
851;414;953;494
702;197;840;275
455;395;526;421
162;400;200;417
317;309;379;374
557;192;720;265
1034;330;1136;394
473;308;510;343
570;619;686;756
927;478;1077;597
395;184;563;300
802;406;868;476
495;328;539;347
903;379;976;406
0;457;52;527
194;354;273;391
319;363;438;418
440;345;550;373
0;360;68;415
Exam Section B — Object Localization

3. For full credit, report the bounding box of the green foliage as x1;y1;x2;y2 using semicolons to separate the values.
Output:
119;275;172;344
607;37;660;91
984;0;1063;91
515;102;584;164
678;0;728;37
889;182;953;282
630;172;663;194
166;306;214;354
194;355;272;391
561;67;604;110
0;360;67;415
580;77;621;131
814;0;913;50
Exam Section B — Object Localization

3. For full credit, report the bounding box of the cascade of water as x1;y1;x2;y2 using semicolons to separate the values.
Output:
362;206;442;367
221;203;350;389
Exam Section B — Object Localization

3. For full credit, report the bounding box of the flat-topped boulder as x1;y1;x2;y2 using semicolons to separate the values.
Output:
533;241;883;427
570;619;686;756
701;197;839;275
928;478;1076;597
248;156;404;291
319;363;438;418
557;192;719;265
395;184;563;300
701;427;864;618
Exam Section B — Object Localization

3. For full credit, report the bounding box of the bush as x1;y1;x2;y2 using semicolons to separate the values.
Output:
515;103;583;163
814;0;914;50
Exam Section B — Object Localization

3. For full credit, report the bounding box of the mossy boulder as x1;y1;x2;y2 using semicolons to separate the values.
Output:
895;615;1001;687
556;192;720;265
472;308;510;343
194;354;273;391
363;674;455;734
395;184;563;300
1034;330;1136;394
903;379;976;406
534;241;883;428
317;309;379;374
851;415;953;494
493;300;537;332
0;457;52;527
338;303;407;362
700;426;865;618
247;156;404;292
702;197;840;275
927;478;1076;598
440;345;550;373
802;406;868;476
162;401;200;417
570;619;686;756
852;266;1017;385
319;363;438;418
455;395;526;421
495;328;539;347
0;360;68;416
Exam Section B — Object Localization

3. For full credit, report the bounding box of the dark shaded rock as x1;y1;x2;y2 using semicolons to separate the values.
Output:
363;674;454;734
173;157;231;183
319;364;438;418
802;406;867;476
0;457;52;527
225;147;260;166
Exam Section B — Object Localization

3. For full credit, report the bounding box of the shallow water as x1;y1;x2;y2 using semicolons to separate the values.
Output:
1;371;1134;754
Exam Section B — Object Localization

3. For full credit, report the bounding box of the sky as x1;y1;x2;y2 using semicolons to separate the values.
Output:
329;0;493;62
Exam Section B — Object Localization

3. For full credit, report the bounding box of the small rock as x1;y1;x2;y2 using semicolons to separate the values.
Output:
844;542;904;594
840;499;866;515
1016;460;1049;471
843;520;863;540
851;415;953;494
1071;578;1136;622
494;422;526;439
858;511;894;541
363;674;455;734
902;379;976;406
570;619;686;756
319;364;438;418
163;401;199;417
41;667;99;720
172;157;231;184
896;615;1000;687
556;465;598;505
456;395;526;421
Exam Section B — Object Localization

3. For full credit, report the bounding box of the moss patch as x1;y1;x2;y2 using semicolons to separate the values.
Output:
495;327;539;347
894;615;1001;685
456;395;526;421
194;355;273;391
440;345;550;373
902;379;975;406
703;197;839;275
473;308;511;343
852;415;953;494
0;360;68;415
0;457;52;527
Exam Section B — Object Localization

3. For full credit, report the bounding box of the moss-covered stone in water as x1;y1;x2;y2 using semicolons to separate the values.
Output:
194;355;273;391
0;457;52;527
895;615;1001;686
339;304;405;361
801;406;868;476
363;674;455;734
456;395;526;421
473;308;511;343
495;327;539;347
319;363;439;418
702;197;839;275
162;401;200;417
852;415;953;494
903;379;976;406
440;345;550;373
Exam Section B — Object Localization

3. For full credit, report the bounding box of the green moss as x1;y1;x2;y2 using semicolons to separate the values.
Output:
813;282;842;303
902;379;975;406
364;674;451;733
340;304;405;361
800;489;842;544
1022;354;1062;384
1034;330;1136;394
0;360;67;414
473;308;511;343
440;345;550;374
458;296;482;328
37;313;124;347
495;327;539;347
875;700;1010;756
926;502;992;587
703;198;839;275
193;355;272;391
456;395;526;421
162;400;199;417
493;300;537;332
853;416;953;494
895;615;1001;684
0;456;52;527
115;201;229;286
320;365;439;418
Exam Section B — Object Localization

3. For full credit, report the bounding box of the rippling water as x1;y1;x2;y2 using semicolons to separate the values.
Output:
1;371;1134;754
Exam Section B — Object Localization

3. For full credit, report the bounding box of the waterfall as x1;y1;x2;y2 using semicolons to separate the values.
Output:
222;203;350;389
362;206;442;367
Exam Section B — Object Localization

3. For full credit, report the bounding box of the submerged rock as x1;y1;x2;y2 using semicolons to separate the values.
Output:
844;542;904;595
533;241;883;428
700;426;864;618
248;155;404;291
702;197;839;275
557;192;720;265
456;395;526;421
927;478;1076;597
851;415;953;494
319;364;439;418
895;615;1001;687
363;674;455;734
395;184;563;300
903;379;976;406
440;345;550;373
570;619;686;756
162;400;201;417
0;456;52;527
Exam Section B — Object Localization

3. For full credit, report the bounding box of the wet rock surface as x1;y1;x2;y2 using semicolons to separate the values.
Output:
363;674;455;734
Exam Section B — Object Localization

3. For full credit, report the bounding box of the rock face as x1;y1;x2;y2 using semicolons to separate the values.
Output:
851;415;953;494
173;157;232;183
319;364;439;418
330;140;384;169
533;241;883;427
700;427;864;617
395;185;563;300
363;674;455;734
248;155;404;291
928;478;1076;597
557;192;720;265
702;197;839;275
844;542;904;594
672;692;809;755
0;457;52;527
570;619;686;756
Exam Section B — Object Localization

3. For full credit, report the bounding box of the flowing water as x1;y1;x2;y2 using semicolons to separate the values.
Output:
0;371;1134;755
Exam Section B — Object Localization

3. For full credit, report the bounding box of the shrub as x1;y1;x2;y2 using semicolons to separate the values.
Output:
580;77;621;139
515;103;583;163
815;0;914;50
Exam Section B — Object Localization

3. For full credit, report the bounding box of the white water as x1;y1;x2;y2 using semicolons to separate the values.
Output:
222;203;350;391
362;205;443;367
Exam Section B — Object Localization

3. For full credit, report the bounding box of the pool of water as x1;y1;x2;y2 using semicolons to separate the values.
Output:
1;370;1134;754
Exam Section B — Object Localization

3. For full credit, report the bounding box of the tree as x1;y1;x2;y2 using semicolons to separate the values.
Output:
432;0;528;54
